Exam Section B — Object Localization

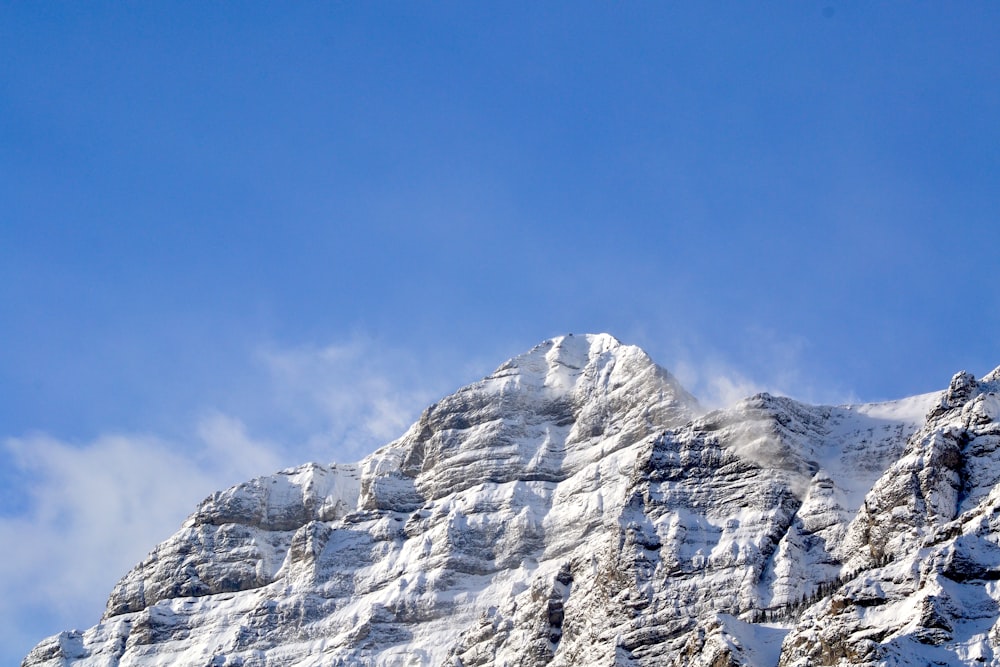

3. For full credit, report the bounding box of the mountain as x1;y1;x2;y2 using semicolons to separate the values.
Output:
21;334;1000;666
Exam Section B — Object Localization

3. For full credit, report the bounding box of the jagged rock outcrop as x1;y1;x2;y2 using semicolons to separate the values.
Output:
780;369;1000;666
24;334;1000;667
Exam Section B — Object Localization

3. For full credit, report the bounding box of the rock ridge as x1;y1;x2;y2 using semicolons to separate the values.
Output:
24;338;1000;667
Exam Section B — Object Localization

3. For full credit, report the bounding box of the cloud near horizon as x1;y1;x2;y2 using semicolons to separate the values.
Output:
0;336;454;663
0;417;284;655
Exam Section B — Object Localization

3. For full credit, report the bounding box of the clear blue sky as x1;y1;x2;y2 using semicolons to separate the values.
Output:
3;3;999;663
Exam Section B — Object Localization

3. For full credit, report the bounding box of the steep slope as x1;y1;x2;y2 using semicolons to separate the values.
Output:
544;391;932;666
24;334;700;666
26;334;992;667
780;369;1000;666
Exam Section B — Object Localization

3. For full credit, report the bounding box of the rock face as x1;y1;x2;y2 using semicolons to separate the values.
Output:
22;334;1000;667
779;368;1000;666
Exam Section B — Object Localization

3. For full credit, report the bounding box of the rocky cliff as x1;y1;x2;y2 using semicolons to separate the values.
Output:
23;334;1000;666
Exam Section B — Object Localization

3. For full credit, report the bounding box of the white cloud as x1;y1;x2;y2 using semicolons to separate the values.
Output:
2;335;463;663
0;418;289;657
252;336;447;462
1;434;191;657
195;412;285;476
672;357;769;410
659;327;861;410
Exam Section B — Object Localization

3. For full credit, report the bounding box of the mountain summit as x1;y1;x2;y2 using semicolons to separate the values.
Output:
23;335;1000;666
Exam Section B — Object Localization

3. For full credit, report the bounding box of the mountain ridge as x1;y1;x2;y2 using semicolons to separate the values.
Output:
24;334;1000;667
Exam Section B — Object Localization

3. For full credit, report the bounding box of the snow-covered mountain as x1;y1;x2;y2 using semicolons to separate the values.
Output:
22;334;1000;666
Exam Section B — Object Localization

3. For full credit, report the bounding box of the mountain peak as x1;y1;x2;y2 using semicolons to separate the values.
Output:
981;364;1000;386
548;331;623;355
492;332;623;373
26;339;1000;667
356;334;699;510
486;333;681;402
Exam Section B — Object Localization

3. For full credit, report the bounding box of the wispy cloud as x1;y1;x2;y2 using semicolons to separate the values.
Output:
671;357;769;410
2;334;464;664
195;412;285;475
659;327;859;410
0;421;281;660
252;336;449;462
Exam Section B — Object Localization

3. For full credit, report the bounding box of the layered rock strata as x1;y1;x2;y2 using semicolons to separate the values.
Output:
26;334;1000;667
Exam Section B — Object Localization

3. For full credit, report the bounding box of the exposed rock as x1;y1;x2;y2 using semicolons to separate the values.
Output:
26;336;1000;667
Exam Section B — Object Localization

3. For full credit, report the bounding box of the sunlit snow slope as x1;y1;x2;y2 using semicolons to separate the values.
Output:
25;334;1000;667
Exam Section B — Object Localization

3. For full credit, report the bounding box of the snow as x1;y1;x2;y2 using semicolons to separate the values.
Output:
717;615;789;667
24;335;1000;667
851;390;943;425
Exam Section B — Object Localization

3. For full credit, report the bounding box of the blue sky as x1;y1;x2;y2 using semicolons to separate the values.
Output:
3;3;1000;662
